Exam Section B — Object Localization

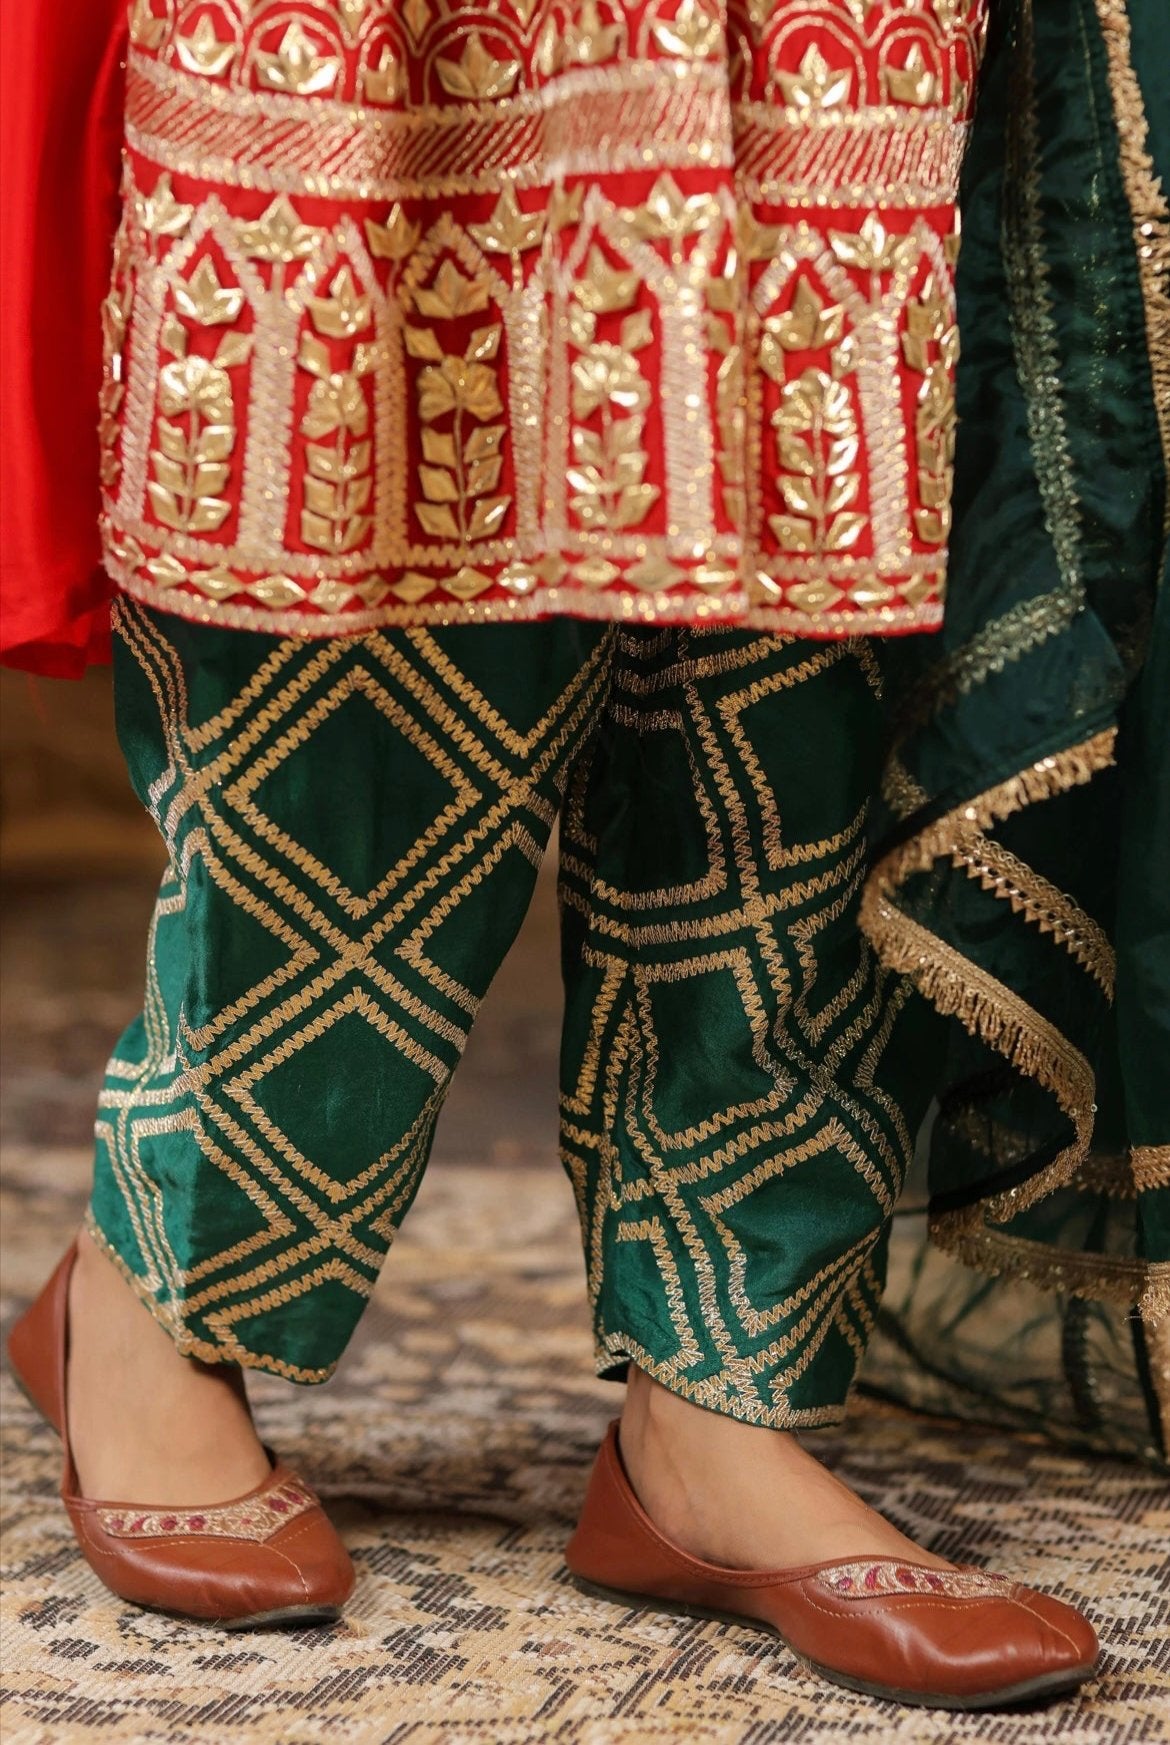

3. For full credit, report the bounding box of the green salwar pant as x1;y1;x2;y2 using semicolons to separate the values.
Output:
90;598;935;1426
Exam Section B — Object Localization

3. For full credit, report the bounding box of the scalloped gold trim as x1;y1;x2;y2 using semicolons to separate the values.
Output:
860;726;1167;1438
1133;1144;1170;1193
859;730;1116;1229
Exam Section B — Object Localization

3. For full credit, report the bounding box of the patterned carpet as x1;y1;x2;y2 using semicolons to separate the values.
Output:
2;1146;1168;1745
2;875;1168;1744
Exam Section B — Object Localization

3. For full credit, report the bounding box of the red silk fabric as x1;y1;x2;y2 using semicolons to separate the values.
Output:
0;0;126;676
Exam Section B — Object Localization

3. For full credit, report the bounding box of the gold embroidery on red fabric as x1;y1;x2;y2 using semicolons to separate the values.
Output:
103;0;988;638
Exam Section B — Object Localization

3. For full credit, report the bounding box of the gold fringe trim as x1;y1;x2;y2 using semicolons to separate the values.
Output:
860;729;1117;1227
924;1222;1166;1312
874;730;1118;886
1133;1144;1170;1193
1092;0;1170;539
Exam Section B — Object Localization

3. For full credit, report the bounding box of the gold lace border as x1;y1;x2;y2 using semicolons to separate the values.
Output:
859;725;1168;1434
861;727;1152;1280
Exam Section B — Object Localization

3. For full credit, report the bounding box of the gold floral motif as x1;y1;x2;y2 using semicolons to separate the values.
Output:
237;197;325;266
884;45;942;107
469;186;547;260
135;174;193;240
407;259;510;545
618;175;722;248
436;32;522;100
778;45;852;110
365;204;421;263
760;278;863;566
106;0;987;636
653;0;723;60
550;1;626;72
175;14;236;79
148;256;248;538
829;213;917;277
568;249;658;535
363;44;407;104
255;22;341;97
297;265;378;555
903;275;957;544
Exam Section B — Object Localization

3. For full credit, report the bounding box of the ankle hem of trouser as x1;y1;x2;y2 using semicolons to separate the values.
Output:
594;1339;853;1430
81;1208;343;1386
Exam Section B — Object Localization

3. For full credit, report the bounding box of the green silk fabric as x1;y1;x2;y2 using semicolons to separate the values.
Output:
859;0;1169;1464
92;602;932;1424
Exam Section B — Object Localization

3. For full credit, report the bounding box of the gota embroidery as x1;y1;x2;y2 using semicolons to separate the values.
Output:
100;0;988;639
98;1479;317;1540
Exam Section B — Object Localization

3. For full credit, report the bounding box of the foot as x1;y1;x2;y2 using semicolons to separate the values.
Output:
619;1366;952;1573
65;1228;272;1506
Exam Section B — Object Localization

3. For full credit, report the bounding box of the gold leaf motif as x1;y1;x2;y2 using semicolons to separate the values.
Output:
249;576;308;608
561;0;623;66
366;205;421;262
214;332;252;370
255;22;340;97
391;570;437;603
443;566;495;600
574;558;621;589
884;45;942;107
363;44;406;104
174;259;246;327
158;356;233;422
175;15;237;78
413;261;491;319
829;213;917;275
777;45;851;110
299;333;333;380
302;373;368;440
652;0;723;59
237;197;325;264
128;0;166;51
626;555;682;591
404;326;444;362
765;281;844;357
469;186;547;255
770;368;865;558
309;267;373;339
402;0;431;46
435;32;522;100
621;175;721;243
417;358;503;424
548;187;585;233
573;248;639;315
187;567;239;598
786;578;845;613
160;313;188;360
137;174;194;239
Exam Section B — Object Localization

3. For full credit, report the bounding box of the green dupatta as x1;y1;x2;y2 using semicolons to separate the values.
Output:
860;0;1169;1465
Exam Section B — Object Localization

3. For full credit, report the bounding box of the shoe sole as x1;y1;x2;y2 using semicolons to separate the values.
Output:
569;1574;1098;1711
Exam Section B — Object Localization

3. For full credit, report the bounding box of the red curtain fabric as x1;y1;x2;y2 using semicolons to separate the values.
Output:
0;0;127;677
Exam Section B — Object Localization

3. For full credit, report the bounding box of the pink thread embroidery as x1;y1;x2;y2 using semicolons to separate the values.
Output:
98;1481;315;1542
823;1562;1010;1600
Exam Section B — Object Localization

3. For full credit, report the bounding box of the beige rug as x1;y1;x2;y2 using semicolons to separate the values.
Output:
2;1144;1168;1745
